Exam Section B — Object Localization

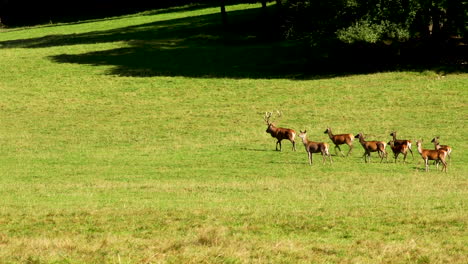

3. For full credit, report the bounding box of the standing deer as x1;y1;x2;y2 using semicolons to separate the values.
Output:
388;140;409;163
389;131;414;159
323;127;354;157
416;140;448;172
298;130;332;165
354;133;387;163
431;137;452;161
264;111;296;151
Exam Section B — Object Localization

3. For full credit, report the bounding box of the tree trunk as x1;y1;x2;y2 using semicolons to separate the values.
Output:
220;0;227;26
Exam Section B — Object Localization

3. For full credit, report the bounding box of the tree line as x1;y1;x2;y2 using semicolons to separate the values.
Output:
280;0;466;43
275;0;467;67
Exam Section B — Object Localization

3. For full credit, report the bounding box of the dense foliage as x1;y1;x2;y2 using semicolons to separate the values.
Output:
280;0;467;43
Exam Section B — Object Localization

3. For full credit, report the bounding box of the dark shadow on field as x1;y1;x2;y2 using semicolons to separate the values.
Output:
240;148;270;152
269;161;305;165
1;5;466;79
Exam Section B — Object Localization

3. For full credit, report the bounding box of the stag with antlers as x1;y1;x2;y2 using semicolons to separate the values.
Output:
264;111;296;151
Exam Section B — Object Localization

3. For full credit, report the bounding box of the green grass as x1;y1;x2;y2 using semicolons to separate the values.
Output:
0;3;467;263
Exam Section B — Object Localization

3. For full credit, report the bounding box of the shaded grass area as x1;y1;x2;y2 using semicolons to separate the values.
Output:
1;6;308;79
1;5;465;79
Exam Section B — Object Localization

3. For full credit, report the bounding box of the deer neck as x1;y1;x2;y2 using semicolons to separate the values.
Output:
416;143;423;155
267;124;277;134
358;135;366;144
327;129;333;139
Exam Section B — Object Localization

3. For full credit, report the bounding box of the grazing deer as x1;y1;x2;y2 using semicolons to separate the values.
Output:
354;133;387;163
323;127;354;157
298;130;332;165
388;140;409;163
416;140;447;172
431;137;452;161
264;111;296;151
389;131;414;159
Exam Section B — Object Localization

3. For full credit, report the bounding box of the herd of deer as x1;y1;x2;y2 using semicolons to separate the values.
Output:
263;112;452;172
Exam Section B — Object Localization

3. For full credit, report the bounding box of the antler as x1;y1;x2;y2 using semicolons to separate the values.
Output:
264;110;283;125
264;112;272;124
276;110;282;118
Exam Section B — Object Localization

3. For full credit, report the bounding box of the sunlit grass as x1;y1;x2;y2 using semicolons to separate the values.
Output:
0;3;467;263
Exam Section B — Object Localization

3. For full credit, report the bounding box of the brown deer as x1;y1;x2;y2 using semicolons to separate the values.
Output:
298;130;332;165
431;137;452;161
416;140;447;172
323;127;354;157
388;140;409;163
354;133;387;163
264;111;296;151
389;131;414;159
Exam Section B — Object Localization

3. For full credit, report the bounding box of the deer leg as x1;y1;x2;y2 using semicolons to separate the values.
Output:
379;151;385;163
308;152;312;165
346;143;353;156
403;153;407;164
291;140;296;151
442;159;447;173
335;145;345;157
276;140;282;151
425;159;429;172
376;149;383;163
408;148;414;160
328;152;333;164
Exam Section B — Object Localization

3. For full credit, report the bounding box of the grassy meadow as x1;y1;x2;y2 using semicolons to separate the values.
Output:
0;3;467;263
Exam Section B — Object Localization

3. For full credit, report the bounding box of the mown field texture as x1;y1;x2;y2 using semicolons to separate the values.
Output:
0;4;467;264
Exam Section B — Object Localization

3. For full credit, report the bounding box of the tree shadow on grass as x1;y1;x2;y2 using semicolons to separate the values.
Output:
3;7;320;78
1;6;466;79
52;8;334;79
